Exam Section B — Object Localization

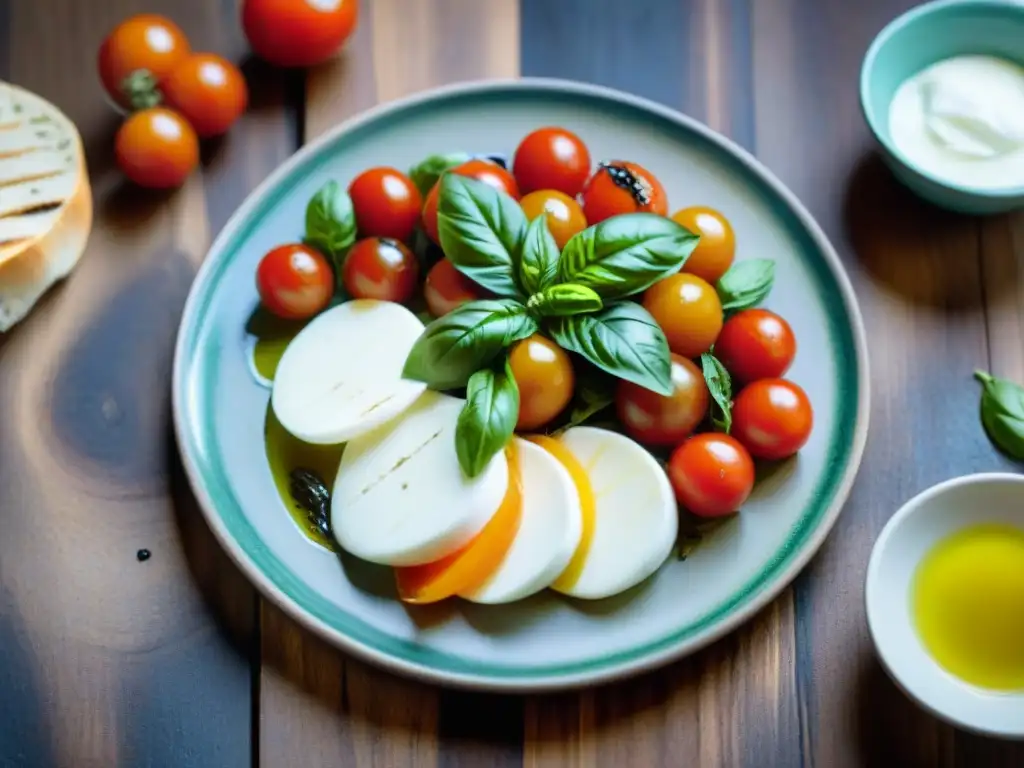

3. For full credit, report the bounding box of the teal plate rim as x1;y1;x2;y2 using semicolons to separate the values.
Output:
172;78;871;692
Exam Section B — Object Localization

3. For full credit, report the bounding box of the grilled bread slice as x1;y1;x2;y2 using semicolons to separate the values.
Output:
0;80;92;332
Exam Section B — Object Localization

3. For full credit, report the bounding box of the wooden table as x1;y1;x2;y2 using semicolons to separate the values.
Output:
2;0;1023;765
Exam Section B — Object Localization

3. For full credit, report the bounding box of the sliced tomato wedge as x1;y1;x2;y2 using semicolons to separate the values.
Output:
395;443;523;604
526;434;595;593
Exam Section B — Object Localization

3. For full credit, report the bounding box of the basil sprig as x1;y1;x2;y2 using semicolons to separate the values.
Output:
701;353;733;433
402;299;538;390
716;258;775;312
405;173;697;476
559;213;700;299
304;180;357;275
408;152;471;197
456;358;520;477
549;303;673;396
975;370;1024;461
437;174;528;299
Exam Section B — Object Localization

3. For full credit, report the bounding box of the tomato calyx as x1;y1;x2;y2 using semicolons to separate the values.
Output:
599;162;652;206
121;69;163;111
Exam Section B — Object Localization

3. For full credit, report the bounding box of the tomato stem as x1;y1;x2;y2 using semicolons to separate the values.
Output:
121;69;163;112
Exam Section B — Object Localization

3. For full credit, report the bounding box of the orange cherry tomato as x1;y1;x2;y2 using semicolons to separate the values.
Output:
242;0;358;68
642;273;723;358
615;355;709;447
395;443;523;604
256;243;334;320
527;435;595;593
422;159;520;245
513;126;591;198
668;433;755;518
114;107;199;189
98;14;191;108
731;379;813;460
580;161;668;224
520;190;587;250
348;167;422;242
714;309;796;384
161;53;248;138
508;334;575;431
424;258;488;317
342;237;419;304
672;206;736;284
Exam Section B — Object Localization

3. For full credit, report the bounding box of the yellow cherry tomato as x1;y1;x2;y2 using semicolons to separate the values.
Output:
508;334;575;431
672;206;736;284
520;189;587;250
643;273;723;358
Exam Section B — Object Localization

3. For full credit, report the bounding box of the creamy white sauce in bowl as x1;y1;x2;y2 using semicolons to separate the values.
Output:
888;55;1024;190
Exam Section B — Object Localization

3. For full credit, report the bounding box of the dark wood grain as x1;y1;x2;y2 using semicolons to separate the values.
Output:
0;0;294;765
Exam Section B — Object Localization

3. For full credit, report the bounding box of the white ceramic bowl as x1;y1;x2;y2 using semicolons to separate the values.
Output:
866;473;1024;739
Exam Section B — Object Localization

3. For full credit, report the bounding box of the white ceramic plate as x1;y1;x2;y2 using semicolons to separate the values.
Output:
172;79;870;691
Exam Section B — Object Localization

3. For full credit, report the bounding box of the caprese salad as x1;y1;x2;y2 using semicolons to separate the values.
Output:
249;126;814;604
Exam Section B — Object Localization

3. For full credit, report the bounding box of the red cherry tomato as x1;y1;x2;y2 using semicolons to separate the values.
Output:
242;0;358;68
348;167;422;242
668;433;755;518
114;107;199;189
98;14;191;108
731;379;813;460
161;53;248;138
581;161;668;224
342;237;419;304
257;243;334;320
512;127;591;198
714;309;797;384
424;258;487;317
422;159;520;244
615;355;709;446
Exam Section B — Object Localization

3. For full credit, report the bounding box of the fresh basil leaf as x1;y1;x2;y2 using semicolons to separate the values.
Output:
304;181;357;273
402;299;537;389
716;259;775;312
975;370;1024;461
549;302;672;395
408;152;471;197
562;367;615;431
518;215;560;296
701;352;733;433
437;174;528;300
526;283;603;318
455;358;520;477
558;213;699;300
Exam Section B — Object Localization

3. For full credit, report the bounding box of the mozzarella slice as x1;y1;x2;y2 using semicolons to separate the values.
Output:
331;391;509;566
462;438;582;604
557;427;677;600
271;300;427;445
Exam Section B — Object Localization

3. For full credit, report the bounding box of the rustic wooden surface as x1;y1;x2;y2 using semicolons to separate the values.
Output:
1;0;1022;766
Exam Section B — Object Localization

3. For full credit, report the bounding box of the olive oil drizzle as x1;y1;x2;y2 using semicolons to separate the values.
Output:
289;469;332;540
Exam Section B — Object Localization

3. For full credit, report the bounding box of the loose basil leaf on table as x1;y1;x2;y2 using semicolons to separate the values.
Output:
408;152;471;197
701;352;733;433
548;302;673;396
975;370;1024;461
437;174;528;300
403;298;538;390
716;258;775;312
304;180;357;275
455;357;520;477
557;213;699;300
518;215;560;296
526;283;603;318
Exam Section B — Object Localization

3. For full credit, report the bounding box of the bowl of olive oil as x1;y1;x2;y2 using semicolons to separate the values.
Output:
866;473;1024;739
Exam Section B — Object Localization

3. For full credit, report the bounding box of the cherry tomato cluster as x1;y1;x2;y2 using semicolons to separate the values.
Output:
101;15;248;189
254;125;813;520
